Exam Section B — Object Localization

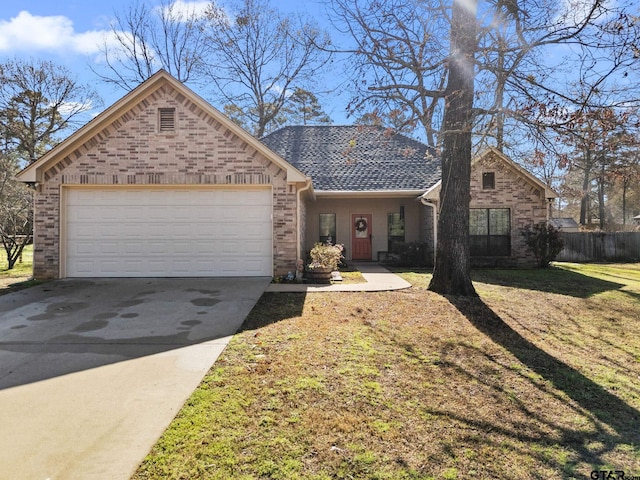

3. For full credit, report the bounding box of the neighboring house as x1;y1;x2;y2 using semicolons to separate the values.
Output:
18;70;556;279
549;217;580;232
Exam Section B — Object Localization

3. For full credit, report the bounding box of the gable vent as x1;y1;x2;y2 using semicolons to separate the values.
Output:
159;108;175;132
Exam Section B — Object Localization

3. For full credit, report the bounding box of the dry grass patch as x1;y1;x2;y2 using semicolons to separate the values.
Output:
134;265;640;480
334;270;366;284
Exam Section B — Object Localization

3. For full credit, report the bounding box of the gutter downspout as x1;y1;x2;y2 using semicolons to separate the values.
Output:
296;178;314;264
420;197;438;265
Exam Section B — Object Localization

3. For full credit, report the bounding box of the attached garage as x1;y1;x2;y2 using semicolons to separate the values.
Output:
62;186;273;278
18;71;308;280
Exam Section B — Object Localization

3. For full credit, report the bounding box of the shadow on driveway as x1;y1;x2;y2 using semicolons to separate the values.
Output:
0;277;270;390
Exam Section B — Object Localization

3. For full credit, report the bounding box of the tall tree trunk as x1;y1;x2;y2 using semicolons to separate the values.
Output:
2;234;31;270
580;171;589;225
428;0;478;297
579;150;592;225
622;176;628;226
495;35;506;152
598;163;606;229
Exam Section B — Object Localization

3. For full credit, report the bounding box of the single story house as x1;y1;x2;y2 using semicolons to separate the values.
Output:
18;70;556;279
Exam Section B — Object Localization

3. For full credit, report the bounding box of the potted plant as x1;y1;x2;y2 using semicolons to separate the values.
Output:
305;241;344;283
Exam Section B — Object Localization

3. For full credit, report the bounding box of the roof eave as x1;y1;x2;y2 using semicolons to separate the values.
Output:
316;189;426;198
17;70;307;185
421;181;441;201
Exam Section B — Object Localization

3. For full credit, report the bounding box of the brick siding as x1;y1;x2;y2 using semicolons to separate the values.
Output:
470;151;549;267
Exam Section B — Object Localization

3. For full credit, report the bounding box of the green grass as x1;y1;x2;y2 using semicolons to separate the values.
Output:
0;243;33;275
134;263;640;480
553;262;640;293
0;244;39;293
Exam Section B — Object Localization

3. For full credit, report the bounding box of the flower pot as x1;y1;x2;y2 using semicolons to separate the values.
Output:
305;267;333;284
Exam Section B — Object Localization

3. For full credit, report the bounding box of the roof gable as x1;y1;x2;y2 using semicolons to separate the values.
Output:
474;147;558;199
261;125;441;192
18;70;306;184
422;147;558;200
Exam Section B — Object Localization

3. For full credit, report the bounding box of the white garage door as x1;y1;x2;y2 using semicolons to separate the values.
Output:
63;186;272;277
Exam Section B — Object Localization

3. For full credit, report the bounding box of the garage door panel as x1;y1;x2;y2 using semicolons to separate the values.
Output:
123;206;147;221
64;187;272;277
147;206;167;220
123;241;145;254
173;242;193;255
68;224;114;240
98;260;121;275
196;243;217;254
243;240;271;255
243;223;271;237
88;242;119;256
222;206;271;220
229;257;272;275
72;242;95;255
73;260;97;275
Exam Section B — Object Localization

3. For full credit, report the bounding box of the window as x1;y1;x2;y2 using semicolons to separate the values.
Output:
319;213;336;244
482;172;495;189
387;212;405;252
158;108;175;132
469;208;510;256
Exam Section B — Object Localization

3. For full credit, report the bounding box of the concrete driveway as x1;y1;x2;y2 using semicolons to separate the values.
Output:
0;277;270;480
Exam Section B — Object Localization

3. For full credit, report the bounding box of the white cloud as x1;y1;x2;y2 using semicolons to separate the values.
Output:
156;1;211;19
56;100;95;116
0;11;112;54
557;0;616;26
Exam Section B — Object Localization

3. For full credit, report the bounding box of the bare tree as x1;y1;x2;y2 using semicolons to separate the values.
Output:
93;0;208;90
0;151;32;270
201;0;332;137
354;109;418;136
331;0;449;147
0;59;99;270
0;59;101;164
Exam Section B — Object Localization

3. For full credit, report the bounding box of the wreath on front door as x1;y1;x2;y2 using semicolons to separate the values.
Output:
355;218;368;233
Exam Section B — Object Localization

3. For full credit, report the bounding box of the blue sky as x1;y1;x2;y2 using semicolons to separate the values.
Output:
0;0;350;123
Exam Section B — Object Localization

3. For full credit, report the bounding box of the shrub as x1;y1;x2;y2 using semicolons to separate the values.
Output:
389;241;431;267
307;242;344;271
521;222;565;268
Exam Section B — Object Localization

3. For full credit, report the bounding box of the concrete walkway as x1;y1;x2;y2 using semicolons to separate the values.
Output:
266;263;411;292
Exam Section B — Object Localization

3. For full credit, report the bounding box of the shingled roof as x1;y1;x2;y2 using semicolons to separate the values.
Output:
261;125;441;192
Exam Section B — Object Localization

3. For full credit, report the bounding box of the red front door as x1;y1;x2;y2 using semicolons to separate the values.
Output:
352;214;372;260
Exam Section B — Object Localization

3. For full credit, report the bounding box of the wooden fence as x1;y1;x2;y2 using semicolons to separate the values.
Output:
557;232;640;262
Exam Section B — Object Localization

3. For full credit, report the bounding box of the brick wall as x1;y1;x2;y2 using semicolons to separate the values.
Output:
470;151;549;267
33;84;298;278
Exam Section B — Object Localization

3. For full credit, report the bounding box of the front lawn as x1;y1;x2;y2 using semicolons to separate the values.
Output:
0;244;36;292
134;264;640;479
